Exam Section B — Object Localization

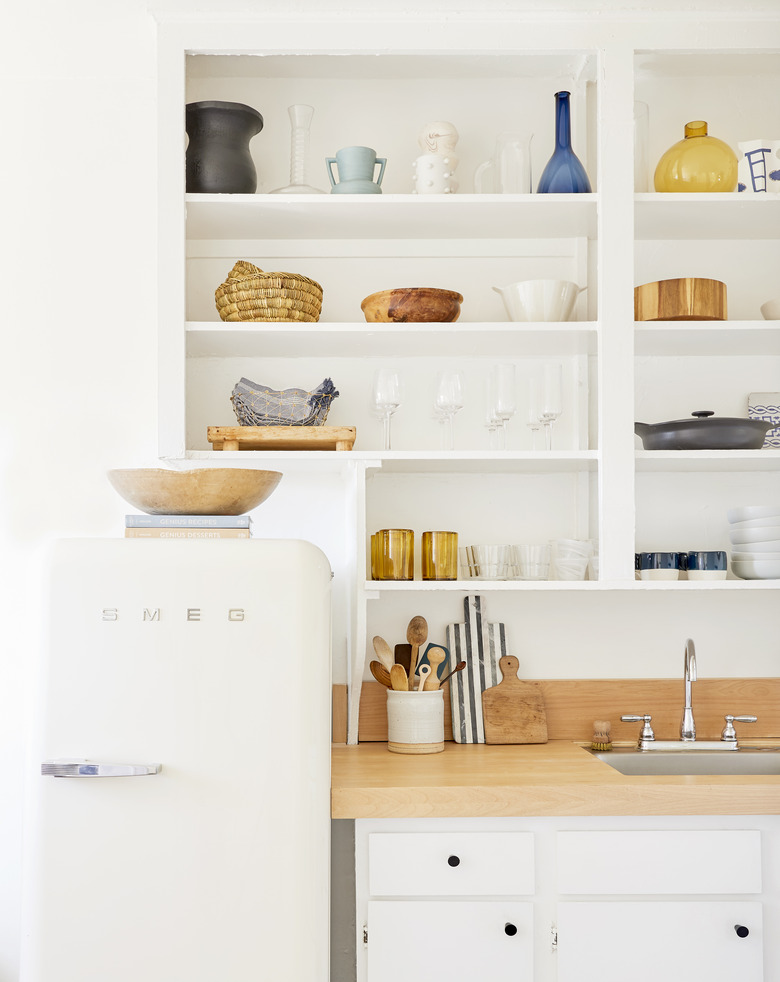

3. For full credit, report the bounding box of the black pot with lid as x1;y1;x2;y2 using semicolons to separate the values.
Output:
634;411;773;450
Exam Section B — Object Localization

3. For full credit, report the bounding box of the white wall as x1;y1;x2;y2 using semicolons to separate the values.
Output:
0;3;157;976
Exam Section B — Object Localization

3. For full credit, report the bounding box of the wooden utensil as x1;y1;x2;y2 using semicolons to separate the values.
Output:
390;664;409;691
438;661;466;687
394;644;412;674
407;615;428;682
481;655;548;744
372;636;395;672
369;660;392;687
416;665;431;692
423;647;447;689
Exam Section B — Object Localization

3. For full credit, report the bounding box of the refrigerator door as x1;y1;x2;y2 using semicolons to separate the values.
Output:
21;538;332;982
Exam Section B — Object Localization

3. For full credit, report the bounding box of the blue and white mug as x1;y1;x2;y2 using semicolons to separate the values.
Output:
686;550;727;580
638;551;681;581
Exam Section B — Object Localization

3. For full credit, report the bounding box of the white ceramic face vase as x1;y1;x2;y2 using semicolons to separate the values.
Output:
418;120;459;155
412;154;459;194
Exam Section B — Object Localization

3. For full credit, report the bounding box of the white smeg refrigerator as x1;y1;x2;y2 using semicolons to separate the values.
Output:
21;538;332;982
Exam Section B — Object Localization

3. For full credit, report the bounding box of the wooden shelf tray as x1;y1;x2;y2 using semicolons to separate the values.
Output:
207;425;356;452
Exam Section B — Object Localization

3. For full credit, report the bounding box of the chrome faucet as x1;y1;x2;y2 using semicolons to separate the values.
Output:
681;638;697;741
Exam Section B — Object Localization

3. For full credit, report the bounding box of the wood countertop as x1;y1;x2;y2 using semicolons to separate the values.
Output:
331;741;780;818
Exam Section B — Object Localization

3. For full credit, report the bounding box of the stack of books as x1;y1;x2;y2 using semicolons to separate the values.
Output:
125;514;252;538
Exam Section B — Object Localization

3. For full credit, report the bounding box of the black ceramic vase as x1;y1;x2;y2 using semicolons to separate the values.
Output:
185;101;264;193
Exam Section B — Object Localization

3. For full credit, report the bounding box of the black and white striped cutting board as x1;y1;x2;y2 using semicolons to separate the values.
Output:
445;594;507;744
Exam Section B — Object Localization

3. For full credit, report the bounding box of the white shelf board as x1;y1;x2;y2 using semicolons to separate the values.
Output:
634;321;780;357
176;450;598;475
167;451;367;476
186;321;599;358
361;450;598;474
365;578;780;593
187;52;599;81
635;194;780;240
186;193;598;241
635;449;780;472
365;579;601;592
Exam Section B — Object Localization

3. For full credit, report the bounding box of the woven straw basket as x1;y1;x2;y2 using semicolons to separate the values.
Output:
215;260;323;323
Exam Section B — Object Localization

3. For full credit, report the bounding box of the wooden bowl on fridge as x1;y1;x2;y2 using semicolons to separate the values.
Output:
107;467;283;515
634;277;727;321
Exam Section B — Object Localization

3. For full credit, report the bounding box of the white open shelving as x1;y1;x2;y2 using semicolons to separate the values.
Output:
157;15;780;742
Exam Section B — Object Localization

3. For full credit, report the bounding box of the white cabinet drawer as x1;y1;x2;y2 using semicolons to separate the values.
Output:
557;830;762;895
557;901;763;982
368;832;535;896
367;900;533;982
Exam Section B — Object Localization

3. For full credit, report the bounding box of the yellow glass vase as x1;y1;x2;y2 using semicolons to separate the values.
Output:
653;120;738;192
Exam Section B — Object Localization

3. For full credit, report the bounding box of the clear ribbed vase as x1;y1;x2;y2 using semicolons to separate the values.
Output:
270;104;325;194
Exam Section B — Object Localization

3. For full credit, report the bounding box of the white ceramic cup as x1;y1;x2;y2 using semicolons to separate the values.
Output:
386;689;445;754
760;298;780;320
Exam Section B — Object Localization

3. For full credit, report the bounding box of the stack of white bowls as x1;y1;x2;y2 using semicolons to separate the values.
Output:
727;506;780;579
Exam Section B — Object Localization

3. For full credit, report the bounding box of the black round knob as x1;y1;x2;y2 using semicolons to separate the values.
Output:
504;923;518;937
447;855;460;867
734;924;750;939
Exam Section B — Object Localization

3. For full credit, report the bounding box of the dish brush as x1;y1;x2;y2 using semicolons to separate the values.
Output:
591;720;612;751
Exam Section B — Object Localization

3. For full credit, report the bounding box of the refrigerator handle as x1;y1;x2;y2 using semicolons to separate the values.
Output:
41;759;161;778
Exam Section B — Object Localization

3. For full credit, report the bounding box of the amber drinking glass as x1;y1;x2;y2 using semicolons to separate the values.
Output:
421;531;458;580
374;529;414;580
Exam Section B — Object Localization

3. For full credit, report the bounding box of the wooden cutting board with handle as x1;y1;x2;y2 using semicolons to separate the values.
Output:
481;655;548;744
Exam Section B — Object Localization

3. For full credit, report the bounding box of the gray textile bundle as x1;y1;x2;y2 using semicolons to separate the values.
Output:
231;377;339;427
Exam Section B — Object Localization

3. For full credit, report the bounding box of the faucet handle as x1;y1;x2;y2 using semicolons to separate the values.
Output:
621;714;655;747
721;714;757;743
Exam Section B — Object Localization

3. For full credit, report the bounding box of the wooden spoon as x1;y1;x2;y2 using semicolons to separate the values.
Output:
369;660;392;687
423;646;447;689
439;661;466;687
416;664;431;692
390;663;409;691
372;636;395;672
406;615;428;682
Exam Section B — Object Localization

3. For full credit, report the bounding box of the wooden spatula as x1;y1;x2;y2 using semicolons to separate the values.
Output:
390;664;409;691
372;636;395;672
481;655;548;744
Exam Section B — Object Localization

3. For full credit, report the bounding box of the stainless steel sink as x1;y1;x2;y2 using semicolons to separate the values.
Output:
590;747;780;776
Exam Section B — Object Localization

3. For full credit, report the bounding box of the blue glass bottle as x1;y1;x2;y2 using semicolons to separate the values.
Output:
537;91;592;194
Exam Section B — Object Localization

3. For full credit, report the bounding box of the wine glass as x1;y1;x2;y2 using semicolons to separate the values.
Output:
540;362;563;450
372;368;403;450
433;371;464;450
526;376;543;450
490;363;517;450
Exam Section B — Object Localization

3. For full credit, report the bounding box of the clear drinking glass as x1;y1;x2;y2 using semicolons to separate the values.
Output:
372;368;403;450
514;543;551;580
433;371;465;450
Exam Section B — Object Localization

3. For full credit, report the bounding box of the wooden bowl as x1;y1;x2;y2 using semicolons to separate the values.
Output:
361;287;463;323
634;277;727;321
107;467;283;515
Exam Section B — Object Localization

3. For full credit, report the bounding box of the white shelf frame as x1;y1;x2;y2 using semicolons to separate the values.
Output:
156;15;780;744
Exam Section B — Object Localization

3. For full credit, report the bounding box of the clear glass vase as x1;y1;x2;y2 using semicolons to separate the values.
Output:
270;104;325;194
